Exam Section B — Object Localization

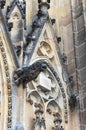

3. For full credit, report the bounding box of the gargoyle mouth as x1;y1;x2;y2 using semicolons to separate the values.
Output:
41;63;47;70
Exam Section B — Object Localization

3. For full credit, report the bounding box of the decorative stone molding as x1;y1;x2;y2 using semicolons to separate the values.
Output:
0;38;12;129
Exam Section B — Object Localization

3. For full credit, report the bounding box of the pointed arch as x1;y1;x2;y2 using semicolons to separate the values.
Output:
46;99;62;115
30;57;69;123
27;90;45;109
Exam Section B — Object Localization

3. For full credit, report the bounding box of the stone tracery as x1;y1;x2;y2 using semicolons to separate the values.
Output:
24;58;69;125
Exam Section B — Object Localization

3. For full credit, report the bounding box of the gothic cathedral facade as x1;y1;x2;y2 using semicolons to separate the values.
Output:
0;0;86;130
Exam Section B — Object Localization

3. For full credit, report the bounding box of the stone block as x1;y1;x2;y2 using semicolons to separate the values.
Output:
37;72;52;91
71;0;82;8
67;61;75;74
83;97;86;109
79;111;83;124
12;96;17;116
78;99;84;111
61;14;71;26
76;43;86;57
79;110;86;125
61;24;74;54
79;82;86;96
74;28;86;45
78;68;86;83
11;29;23;43
72;4;83;19
73;15;85;32
67;50;75;63
12;85;18;96
80;125;86;130
83;110;86;124
77;67;86;84
82;84;86;95
76;54;86;69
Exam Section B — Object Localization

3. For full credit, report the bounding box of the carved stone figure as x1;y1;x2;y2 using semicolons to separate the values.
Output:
53;118;64;130
33;109;46;130
14;61;47;85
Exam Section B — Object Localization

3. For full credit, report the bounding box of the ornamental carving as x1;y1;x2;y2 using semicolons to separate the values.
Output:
25;59;69;124
37;41;54;60
0;39;12;129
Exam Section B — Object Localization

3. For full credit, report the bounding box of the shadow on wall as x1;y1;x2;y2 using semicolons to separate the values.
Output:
13;121;24;130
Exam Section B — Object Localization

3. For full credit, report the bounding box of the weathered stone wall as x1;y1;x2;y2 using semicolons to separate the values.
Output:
71;0;86;129
24;1;80;130
25;0;76;87
1;0;86;130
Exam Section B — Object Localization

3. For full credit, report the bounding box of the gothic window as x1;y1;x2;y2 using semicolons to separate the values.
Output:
30;61;59;100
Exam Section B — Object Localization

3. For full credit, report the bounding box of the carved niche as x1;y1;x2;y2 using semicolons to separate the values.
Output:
37;41;54;60
46;100;61;115
8;8;24;50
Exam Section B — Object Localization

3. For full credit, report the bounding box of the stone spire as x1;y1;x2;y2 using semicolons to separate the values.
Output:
38;0;50;13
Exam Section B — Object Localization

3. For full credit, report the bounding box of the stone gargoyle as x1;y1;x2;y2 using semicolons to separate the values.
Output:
13;61;47;85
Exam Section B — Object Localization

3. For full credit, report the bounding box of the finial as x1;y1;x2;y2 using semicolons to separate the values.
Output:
38;0;50;13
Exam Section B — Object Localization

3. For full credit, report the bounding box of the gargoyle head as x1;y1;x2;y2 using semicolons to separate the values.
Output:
14;61;47;86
